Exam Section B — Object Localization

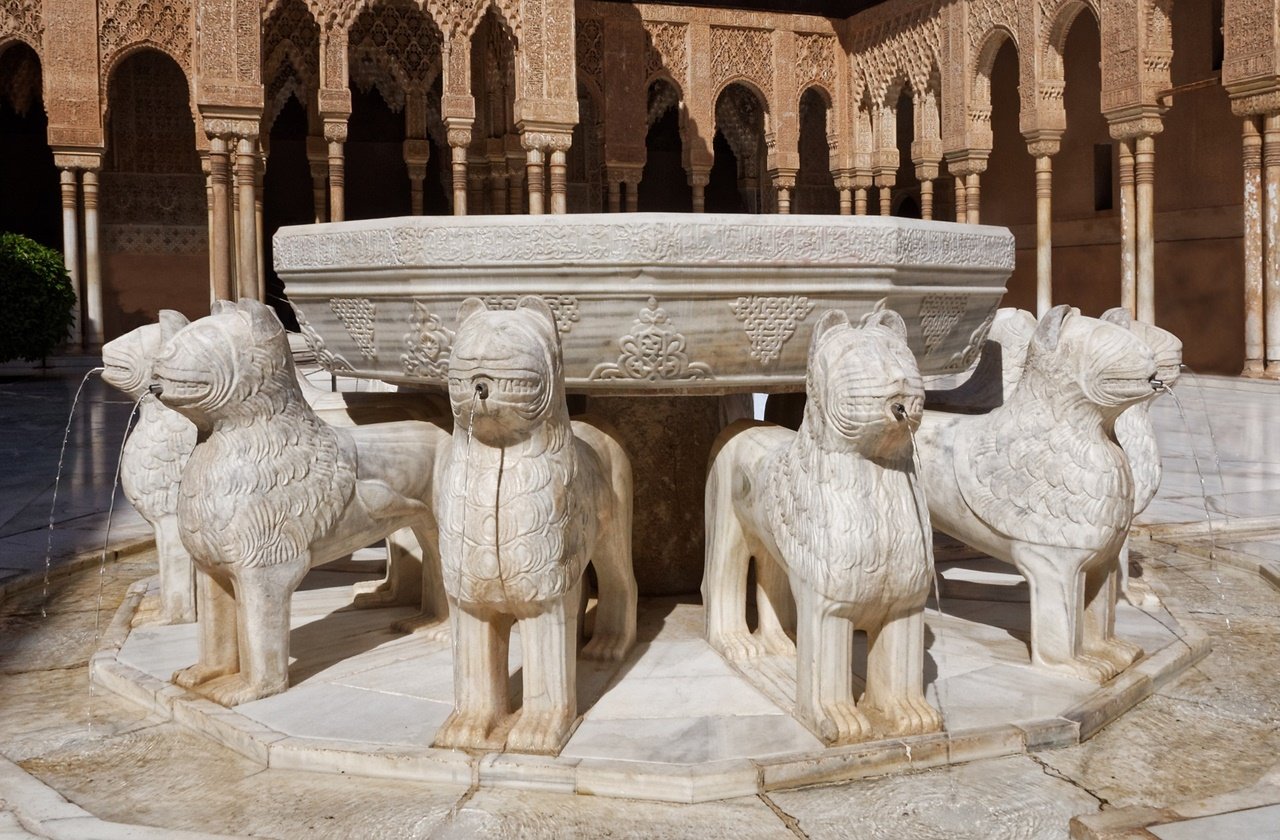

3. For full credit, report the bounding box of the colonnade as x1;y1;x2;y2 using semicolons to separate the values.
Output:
1241;113;1280;376
54;154;102;347
203;121;263;306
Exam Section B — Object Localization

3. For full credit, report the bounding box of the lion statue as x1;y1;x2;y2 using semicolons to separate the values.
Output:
702;308;942;745
433;296;637;755
914;305;1159;683
151;298;450;707
103;310;199;624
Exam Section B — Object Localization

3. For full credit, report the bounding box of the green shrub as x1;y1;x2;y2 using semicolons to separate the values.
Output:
0;232;77;362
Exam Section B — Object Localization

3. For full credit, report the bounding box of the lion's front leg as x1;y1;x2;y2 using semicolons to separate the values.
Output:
1083;558;1142;673
507;584;580;755
863;608;941;737
173;568;237;689
202;560;308;707
434;600;511;750
793;580;870;745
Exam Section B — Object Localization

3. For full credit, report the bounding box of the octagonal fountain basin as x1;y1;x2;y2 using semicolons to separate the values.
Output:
273;213;1014;395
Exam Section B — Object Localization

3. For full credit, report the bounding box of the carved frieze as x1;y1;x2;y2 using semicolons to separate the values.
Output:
732;295;815;366
591;297;714;382
483;294;580;334
400;299;453;378
330;297;378;360
99;0;193;75
0;0;41;52
794;33;836;96
291;302;354;372
644;20;688;87
710;25;773;100
576;17;603;90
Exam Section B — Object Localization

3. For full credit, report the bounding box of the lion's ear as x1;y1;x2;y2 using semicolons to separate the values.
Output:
211;299;236;316
516;295;557;333
456;297;487;325
239;298;283;342
861;308;908;341
158;309;190;342
1100;307;1132;328
1033;304;1075;351
811;309;850;350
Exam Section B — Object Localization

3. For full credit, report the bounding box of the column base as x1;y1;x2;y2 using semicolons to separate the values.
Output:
1242;360;1266;377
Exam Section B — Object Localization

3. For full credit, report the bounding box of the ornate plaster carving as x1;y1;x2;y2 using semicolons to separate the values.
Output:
591;297;714;382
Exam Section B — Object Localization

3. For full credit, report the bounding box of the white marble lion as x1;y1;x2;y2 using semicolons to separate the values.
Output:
151;298;450;706
433;296;637;755
703;308;941;745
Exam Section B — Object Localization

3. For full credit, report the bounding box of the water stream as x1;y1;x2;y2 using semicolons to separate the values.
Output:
41;367;104;618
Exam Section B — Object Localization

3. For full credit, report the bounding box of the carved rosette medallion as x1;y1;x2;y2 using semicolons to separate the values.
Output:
591;297;713;382
330;297;378;360
918;293;967;357
400;299;454;378
731;295;815;366
482;294;580;335
290;302;354;372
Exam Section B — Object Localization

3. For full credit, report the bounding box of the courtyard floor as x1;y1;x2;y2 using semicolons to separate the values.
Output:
0;362;1278;839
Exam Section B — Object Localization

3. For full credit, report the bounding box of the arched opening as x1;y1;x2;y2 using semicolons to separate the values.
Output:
567;84;602;212
795;86;837;214
471;8;518;213
892;84;920;217
1153;0;1242;373
0;42;59;250
346;0;443;220
979;38;1035;309
101;49;205;339
1050;8;1120;317
639;78;691;212
709;82;767;213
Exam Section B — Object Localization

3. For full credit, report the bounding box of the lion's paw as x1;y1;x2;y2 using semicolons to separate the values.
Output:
200;673;285;707
391;613;451;641
172;662;233;690
582;630;634;662
811;700;871;745
505;709;574;755
351;580;405;610
758;629;796;657
880;695;943;736
433;710;495;751
711;630;771;661
1090;637;1143;673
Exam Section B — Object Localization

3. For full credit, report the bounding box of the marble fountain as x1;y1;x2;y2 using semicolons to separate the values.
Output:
88;214;1207;804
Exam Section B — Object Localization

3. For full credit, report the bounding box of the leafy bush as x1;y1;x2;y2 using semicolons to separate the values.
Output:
0;232;77;362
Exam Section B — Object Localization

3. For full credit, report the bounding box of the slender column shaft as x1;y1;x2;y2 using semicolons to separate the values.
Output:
1264;114;1280;372
526;148;545;215
1119;139;1137;317
1035;155;1053;317
235;137;259;301
919;180;934;221
327;140;345;223
1242;117;1265;374
608;180;621;212
549;149;568;215
965;173;981;224
877;183;892;216
690;172;708;213
81;169;103;345
254;155;265;301
954;177;966;222
854;187;868;215
209;137;234;302
838;187;852;215
59;169;82;344
624;180;639;213
1135;135;1156;324
451;145;468;215
776;183;792;214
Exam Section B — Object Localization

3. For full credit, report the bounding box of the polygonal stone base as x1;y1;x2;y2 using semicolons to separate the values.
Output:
91;555;1209;804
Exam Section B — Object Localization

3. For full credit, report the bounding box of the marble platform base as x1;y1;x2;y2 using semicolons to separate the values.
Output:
91;554;1209;804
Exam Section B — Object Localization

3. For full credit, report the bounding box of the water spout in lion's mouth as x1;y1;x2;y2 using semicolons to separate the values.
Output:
892;403;908;421
475;381;489;401
149;382;164;397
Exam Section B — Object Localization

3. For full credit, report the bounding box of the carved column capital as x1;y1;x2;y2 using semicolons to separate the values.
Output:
323;120;349;145
1024;131;1062;159
1107;115;1164;141
52;150;103;171
521;130;574;152
945;151;989;179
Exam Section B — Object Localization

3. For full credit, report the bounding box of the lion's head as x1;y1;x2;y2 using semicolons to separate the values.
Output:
102;310;190;400
448;295;565;447
1100;307;1183;390
1023;305;1158;416
152;298;292;429
804;307;923;459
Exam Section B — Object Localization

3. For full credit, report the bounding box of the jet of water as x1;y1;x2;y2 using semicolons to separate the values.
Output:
42;367;105;619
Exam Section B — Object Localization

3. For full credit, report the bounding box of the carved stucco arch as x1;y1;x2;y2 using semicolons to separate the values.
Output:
456;0;520;43
969;25;1018;146
798;82;838;166
0;31;38;59
262;0;325;26
102;41;197;130
0;37;43;118
714;80;769;175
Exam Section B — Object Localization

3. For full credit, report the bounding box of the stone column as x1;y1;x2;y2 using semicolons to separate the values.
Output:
234;135;259;301
874;174;894;216
914;159;940;222
81;167;102;345
1135;134;1157;324
607;177;622;212
58;168;82;344
306;136;328;223
1028;136;1060;317
947;154;988;225
405;138;431;216
771;171;796;214
1118;138;1137;317
255;147;265;300
953;176;966;222
208;135;234;302
835;175;853;215
1242;117;1265;375
524;141;546;216
854;175;871;215
447;124;471;216
1264;113;1280;375
689;168;710;213
623;171;642;213
324;120;347;223
547;134;572;215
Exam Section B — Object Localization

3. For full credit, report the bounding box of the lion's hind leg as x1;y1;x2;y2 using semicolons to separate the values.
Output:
703;434;767;660
353;527;423;609
583;435;637;663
